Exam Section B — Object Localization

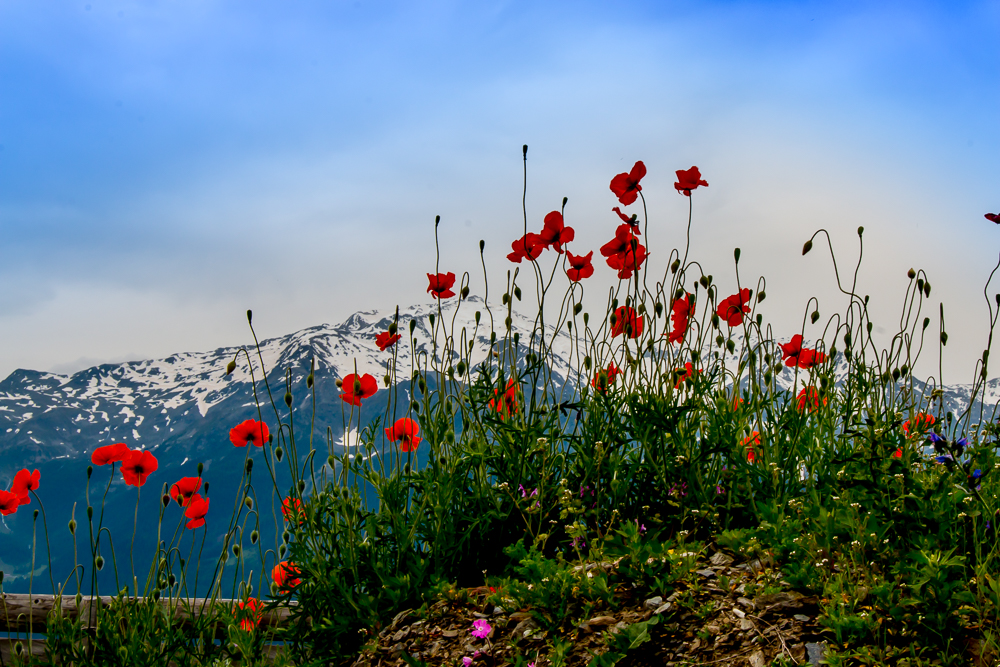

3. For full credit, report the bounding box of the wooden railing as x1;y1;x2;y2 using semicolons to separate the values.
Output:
0;593;299;665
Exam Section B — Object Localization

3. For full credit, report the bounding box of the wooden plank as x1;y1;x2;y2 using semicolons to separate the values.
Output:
0;594;299;634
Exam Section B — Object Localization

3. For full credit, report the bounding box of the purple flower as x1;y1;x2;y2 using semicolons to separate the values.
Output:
471;619;492;639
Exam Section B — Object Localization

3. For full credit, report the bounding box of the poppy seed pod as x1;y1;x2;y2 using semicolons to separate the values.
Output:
353;378;362;394
226;360;236;376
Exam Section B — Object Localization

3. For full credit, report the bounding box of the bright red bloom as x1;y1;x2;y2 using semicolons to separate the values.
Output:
986;213;999;224
611;306;643;339
282;497;307;525
780;335;827;369
716;289;751;327
230;419;269;448
612;207;640;229
902;412;935;436
892;447;903;459
184;494;209;529
11;469;39;505
674;362;702;389
236;597;263;632
272;561;301;591
489;378;519;419
566;251;594;282
0;490;20;516
507;233;545;263
796;386;827;413
375;331;401;351
169;476;202;507
538;211;575;253
600;224;647;279
427;272;456;299
674;166;708;196
385;417;421;452
91;442;131;466
609;161;646;206
668;293;695;344
591;363;621;393
341;373;378;406
121;449;158;487
742;431;760;463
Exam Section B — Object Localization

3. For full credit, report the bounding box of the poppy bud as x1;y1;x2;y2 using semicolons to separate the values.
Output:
712;314;720;329
941;331;948;346
244;496;253;511
279;545;286;558
409;319;417;333
204;482;210;494
844;332;852;347
734;248;741;264
87;506;93;520
757;291;766;302
284;391;293;407
461;286;470;299
996;294;1000;307
411;400;420;412
867;322;873;334
480;239;485;252
522;144;528;157
435;214;440;227
726;339;736;353
404;463;411;475
924;282;931;297
87;466;92;479
490;331;497;344
96;555;104;570
506;316;513;329
802;240;813;255
457;361;466;375
892;368;900;382
34;509;38;520
226;360;237;376
901;364;909;377
917;278;924;293
716;335;725;347
562;196;568;208
502;293;509;305
162;494;170;508
907;268;916;280
671;259;681;274
275;447;283;462
307;374;314;389
583;313;589;326
514;286;522;301
429;314;436;327
583;356;592;370
196;462;203;476
68;519;76;534
513;332;520;345
811;311;820;324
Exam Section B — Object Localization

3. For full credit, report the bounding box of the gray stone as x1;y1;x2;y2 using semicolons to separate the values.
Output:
643;596;663;610
806;642;827;666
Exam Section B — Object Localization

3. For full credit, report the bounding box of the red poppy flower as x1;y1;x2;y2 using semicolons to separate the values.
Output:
375;331;401;351
11;469;39;505
91;442;132;466
796;386;827;413
236;597;263;632
674;362;702;389
385;417;421;452
169;476;202;507
184;494;209;529
986;213;999;224
742;431;760;463
566;251;594;282
230;419;269;448
341;373;378;406
611;306;643;339
272;561;301;591
489;378;519;419
716;289;751;327
0;490;20;516
902;412;935;436
667;293;695;344
609;161;646;206
591;363;621;393
612;207;640;230
426;272;457;299
780;335;827;369
538;211;575;253
600;224;647;279
892;447;903;459
674;166;708;196
282;497;307;525
120;450;158;487
507;233;545;263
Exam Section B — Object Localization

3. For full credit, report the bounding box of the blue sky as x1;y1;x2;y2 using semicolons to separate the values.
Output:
1;0;998;384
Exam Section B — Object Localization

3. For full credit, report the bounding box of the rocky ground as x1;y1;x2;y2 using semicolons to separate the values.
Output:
345;545;837;667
